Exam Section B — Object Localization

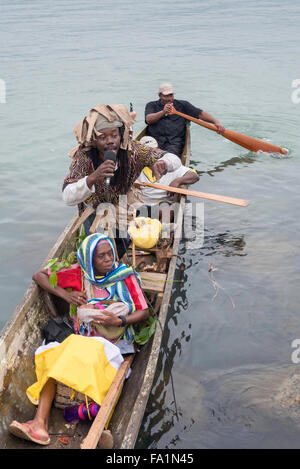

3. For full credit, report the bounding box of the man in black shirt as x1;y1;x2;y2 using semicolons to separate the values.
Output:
145;83;224;156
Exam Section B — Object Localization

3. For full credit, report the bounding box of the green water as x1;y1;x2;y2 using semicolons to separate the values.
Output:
1;0;300;449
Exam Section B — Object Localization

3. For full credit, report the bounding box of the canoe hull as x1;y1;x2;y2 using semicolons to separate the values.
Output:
0;216;78;447
0;125;191;449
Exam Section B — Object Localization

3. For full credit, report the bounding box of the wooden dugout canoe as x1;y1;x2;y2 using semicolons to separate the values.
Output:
0;125;191;449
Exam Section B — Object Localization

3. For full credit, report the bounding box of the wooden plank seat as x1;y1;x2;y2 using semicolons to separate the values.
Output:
140;272;167;314
140;272;167;294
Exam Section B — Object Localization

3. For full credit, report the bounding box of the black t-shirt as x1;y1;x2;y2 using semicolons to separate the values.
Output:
145;99;202;156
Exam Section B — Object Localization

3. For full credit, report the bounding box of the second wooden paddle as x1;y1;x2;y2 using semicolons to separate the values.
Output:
134;181;249;207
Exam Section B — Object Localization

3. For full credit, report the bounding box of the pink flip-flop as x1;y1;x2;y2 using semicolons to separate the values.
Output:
8;420;50;446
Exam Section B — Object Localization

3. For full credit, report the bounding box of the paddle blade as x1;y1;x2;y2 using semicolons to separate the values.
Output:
222;129;287;155
170;106;288;155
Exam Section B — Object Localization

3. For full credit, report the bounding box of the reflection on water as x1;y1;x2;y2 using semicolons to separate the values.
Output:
137;365;207;449
201;230;246;257
137;219;300;448
137;231;249;448
192;152;258;177
138;290;300;449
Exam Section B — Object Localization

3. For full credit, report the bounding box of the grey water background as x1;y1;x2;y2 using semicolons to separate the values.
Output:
1;0;300;449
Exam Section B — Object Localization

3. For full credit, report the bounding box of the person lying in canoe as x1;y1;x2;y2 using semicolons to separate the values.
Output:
8;233;149;446
62;104;181;257
135;136;199;221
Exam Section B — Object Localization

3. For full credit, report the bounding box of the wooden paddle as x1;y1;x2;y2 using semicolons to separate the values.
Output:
134;181;249;207
169;105;288;155
81;353;135;449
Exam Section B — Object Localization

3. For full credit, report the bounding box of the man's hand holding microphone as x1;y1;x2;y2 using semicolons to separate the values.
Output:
86;151;116;191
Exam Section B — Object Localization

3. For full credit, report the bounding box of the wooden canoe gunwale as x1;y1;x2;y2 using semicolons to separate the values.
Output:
0;216;78;360
0;215;79;446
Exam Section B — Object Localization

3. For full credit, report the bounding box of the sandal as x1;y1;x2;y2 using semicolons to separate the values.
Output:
8;420;51;446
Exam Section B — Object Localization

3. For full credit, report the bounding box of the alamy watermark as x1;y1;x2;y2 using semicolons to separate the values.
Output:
291;339;300;364
0;79;6;103
92;195;205;250
291;79;300;104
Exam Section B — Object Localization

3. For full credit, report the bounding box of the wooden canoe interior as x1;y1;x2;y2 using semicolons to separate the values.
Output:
0;124;191;449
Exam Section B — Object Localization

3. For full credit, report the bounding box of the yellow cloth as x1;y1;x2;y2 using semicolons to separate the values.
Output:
26;335;123;406
141;166;197;185
142;166;156;182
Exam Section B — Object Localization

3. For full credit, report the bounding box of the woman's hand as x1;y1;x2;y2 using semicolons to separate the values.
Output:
92;311;123;327
62;290;87;306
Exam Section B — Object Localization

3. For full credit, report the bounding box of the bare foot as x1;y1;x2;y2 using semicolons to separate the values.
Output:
24;419;50;442
9;419;50;445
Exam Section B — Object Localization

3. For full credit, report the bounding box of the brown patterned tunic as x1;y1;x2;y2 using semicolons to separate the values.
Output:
63;140;164;213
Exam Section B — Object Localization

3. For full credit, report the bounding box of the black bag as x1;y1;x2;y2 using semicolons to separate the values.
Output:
43;317;73;344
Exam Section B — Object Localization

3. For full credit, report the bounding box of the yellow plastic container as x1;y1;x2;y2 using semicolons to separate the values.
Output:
128;217;162;249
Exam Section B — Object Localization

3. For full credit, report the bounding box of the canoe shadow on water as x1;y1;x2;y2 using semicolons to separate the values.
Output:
191;152;258;178
181;225;247;259
191;147;292;178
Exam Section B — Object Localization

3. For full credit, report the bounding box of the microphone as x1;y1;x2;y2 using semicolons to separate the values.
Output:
103;150;116;192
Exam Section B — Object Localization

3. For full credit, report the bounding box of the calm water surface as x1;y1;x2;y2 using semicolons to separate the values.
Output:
1;0;300;449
